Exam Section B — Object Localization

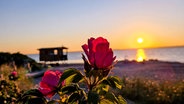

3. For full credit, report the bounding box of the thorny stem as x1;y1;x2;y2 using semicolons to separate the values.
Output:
83;76;91;90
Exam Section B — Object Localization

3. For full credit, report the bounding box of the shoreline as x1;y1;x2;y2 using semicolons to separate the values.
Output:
27;46;184;65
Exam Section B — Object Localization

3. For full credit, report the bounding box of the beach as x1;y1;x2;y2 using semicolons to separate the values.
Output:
32;60;184;84
113;60;184;82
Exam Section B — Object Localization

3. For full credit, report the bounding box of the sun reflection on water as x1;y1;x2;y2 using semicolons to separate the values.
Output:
136;49;146;62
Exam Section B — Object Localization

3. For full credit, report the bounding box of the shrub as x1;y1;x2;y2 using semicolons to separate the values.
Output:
0;65;34;104
121;77;184;104
17;37;127;104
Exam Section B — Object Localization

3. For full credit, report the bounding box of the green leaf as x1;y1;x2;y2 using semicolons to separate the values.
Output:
68;92;81;103
17;91;46;104
103;92;119;104
88;91;99;104
101;79;117;89
101;76;121;89
108;78;117;89
47;100;58;104
108;76;121;85
22;89;43;97
17;89;45;103
117;95;127;104
59;68;81;85
26;97;46;104
108;76;122;89
99;89;107;96
101;79;110;85
61;84;80;94
71;73;84;83
100;99;113;104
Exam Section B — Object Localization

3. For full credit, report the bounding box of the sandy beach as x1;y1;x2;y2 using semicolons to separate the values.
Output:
113;60;184;82
32;60;184;84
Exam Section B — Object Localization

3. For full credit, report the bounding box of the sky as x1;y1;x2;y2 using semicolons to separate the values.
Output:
0;0;184;54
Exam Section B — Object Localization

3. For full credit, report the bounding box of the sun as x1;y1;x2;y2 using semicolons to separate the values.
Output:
137;37;143;44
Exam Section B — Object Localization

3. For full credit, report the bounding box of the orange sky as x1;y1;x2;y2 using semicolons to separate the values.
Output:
0;1;184;54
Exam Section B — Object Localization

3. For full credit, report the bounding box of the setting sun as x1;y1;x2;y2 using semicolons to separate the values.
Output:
137;38;144;44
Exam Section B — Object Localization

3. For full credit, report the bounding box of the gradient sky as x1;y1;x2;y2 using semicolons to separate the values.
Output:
0;0;184;54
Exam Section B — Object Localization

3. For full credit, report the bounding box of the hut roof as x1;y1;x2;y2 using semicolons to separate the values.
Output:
38;46;68;50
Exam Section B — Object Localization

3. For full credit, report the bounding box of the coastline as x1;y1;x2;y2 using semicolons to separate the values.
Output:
27;46;184;64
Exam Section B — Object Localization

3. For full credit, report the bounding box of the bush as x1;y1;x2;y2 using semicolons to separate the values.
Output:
17;37;127;104
121;77;184;104
0;65;34;104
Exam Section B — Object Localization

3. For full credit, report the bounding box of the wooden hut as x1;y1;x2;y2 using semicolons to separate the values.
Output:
38;46;68;62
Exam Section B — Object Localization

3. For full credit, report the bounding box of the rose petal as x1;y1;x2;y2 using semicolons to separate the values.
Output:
41;71;60;87
88;37;95;52
103;49;115;68
95;43;109;68
39;70;65;98
39;82;55;98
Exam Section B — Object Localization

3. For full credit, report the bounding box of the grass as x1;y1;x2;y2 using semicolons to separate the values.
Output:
121;77;184;104
0;64;35;103
0;64;34;90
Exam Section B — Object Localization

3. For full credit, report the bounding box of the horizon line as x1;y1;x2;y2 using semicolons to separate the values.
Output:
25;45;184;55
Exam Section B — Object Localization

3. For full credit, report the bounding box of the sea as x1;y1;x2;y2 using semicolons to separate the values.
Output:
27;46;184;64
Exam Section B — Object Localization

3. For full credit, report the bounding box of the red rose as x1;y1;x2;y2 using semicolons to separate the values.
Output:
39;70;65;98
11;71;17;77
82;37;116;69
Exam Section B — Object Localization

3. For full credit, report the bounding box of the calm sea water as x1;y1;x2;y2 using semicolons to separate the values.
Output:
27;47;184;63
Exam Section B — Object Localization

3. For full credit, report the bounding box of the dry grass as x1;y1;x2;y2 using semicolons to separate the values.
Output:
0;64;34;90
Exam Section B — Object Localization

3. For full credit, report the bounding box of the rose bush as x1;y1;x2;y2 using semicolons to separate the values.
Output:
17;37;126;104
